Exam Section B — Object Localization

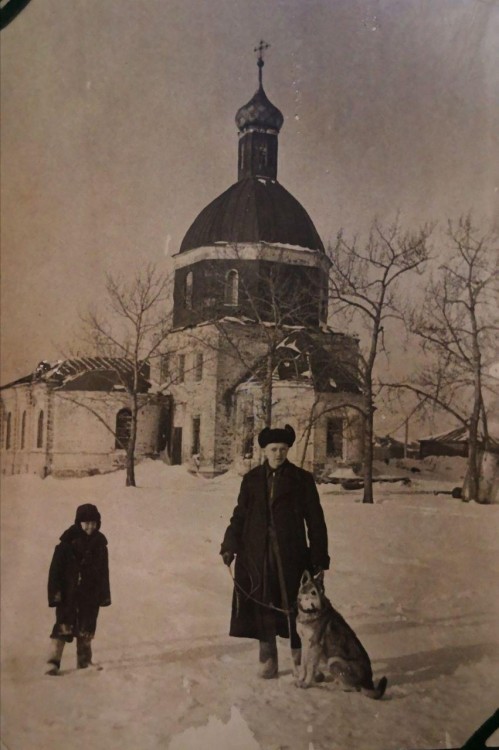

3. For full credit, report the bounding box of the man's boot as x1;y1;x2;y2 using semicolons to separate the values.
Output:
76;636;92;669
258;639;278;679
46;638;65;675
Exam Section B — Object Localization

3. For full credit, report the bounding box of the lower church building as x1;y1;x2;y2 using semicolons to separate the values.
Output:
0;358;168;477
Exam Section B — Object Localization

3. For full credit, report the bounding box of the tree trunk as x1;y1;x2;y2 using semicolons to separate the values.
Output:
362;392;374;504
300;403;317;468
126;394;138;487
262;350;274;427
465;300;484;503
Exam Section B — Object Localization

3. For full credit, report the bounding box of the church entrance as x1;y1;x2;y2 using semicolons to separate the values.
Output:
172;427;182;465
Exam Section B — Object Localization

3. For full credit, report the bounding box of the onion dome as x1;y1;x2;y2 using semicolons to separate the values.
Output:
179;178;324;253
235;85;284;133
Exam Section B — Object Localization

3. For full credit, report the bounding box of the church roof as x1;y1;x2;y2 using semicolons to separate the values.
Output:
1;357;151;393
225;328;361;396
179;178;325;253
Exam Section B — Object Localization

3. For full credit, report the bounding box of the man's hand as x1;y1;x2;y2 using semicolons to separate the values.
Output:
49;591;62;607
221;551;235;566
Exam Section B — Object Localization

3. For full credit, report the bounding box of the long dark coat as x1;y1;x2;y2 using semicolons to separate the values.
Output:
48;525;111;641
220;460;329;641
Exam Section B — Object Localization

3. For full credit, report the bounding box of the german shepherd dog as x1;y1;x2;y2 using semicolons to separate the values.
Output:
295;570;387;699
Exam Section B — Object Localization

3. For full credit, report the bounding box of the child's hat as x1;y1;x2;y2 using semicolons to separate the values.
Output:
75;503;101;529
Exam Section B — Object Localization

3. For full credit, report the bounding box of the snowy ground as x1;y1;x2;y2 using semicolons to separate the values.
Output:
1;459;498;750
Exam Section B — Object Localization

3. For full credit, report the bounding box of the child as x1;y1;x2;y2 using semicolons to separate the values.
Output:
46;503;111;675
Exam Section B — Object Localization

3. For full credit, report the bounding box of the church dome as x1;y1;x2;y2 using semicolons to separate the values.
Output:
179;177;325;253
235;85;284;132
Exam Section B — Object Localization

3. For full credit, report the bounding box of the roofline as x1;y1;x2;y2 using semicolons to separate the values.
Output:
171;242;330;272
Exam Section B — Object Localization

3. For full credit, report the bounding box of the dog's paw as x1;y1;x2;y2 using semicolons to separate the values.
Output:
295;678;311;689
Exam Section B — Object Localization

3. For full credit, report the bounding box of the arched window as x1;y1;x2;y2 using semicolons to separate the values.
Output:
37;411;44;448
185;271;193;309
21;411;27;449
6;413;12;450
115;408;132;450
258;143;268;169
224;269;239;306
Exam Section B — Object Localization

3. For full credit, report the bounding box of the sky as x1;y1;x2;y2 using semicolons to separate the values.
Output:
1;0;498;385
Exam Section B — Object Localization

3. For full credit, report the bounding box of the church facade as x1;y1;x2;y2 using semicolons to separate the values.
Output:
157;54;364;477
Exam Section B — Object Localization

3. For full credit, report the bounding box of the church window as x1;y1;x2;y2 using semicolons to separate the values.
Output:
21;411;27;449
159;354;170;385
37;410;44;448
258;143;268;169
224;269;239;306
115;408;132;450
185;271;193;309
191;416;201;455
178;354;185;383
6;413;12;450
326;418;344;458
195;353;203;381
243;416;255;458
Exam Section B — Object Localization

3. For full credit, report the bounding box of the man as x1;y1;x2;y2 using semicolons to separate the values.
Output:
220;424;330;678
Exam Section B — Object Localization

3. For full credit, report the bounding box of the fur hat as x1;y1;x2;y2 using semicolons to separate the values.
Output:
75;503;101;529
258;424;296;448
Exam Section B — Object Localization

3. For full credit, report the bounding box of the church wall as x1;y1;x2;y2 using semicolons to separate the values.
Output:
1;382;51;476
157;327;221;472
1;383;163;477
213;322;271;471
311;395;364;474
156;322;270;475
233;381;364;476
173;251;328;329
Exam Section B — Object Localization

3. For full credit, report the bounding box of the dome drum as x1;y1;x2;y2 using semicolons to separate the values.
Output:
172;257;328;330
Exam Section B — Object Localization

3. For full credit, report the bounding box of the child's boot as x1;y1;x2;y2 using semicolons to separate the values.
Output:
76;636;92;669
46;638;65;675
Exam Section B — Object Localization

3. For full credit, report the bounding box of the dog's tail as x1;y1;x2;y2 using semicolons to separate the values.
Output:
361;676;387;700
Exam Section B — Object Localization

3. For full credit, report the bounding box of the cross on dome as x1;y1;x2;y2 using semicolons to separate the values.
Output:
254;40;270;86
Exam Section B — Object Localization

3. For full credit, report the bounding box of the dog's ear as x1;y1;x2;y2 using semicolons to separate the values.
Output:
300;570;312;587
313;569;324;584
313;569;325;594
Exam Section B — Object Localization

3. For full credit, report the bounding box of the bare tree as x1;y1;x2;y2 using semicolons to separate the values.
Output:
328;217;432;503
79;264;174;486
395;216;499;502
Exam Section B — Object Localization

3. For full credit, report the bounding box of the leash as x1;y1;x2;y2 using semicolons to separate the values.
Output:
226;563;291;616
226;563;296;667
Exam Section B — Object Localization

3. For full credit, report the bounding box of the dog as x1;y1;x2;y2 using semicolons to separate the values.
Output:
295;570;387;699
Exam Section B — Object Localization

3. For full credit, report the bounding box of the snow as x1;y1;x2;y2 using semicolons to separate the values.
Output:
1;460;499;750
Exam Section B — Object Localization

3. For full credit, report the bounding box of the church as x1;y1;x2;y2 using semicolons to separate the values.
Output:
1;48;364;479
157;48;364;477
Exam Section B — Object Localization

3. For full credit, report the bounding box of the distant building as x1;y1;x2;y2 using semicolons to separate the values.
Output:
0;358;168;477
419;425;499;459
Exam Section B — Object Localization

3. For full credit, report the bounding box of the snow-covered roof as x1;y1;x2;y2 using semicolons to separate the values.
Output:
227;328;361;396
419;425;499;449
1;357;151;393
